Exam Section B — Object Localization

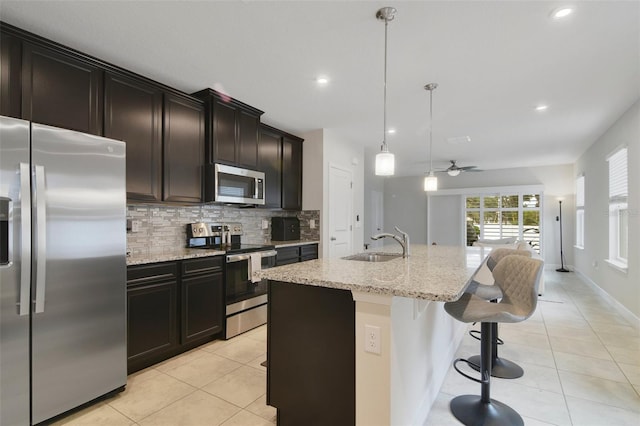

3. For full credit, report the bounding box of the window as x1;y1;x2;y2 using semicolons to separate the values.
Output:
575;175;585;249
607;147;628;269
465;192;541;253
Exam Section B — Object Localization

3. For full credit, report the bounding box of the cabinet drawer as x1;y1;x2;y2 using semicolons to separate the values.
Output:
276;246;299;265
300;244;318;258
182;256;223;276
127;262;178;287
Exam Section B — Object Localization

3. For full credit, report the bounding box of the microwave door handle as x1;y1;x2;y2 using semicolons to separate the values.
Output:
254;178;259;199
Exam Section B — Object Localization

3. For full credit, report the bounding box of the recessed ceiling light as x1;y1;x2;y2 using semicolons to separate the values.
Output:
316;77;329;85
551;7;573;19
387;128;396;134
535;105;549;111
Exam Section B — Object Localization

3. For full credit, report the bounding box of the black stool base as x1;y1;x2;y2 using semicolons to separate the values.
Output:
467;355;524;379
450;395;523;426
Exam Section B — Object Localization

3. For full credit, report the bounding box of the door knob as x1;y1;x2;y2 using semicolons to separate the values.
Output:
330;236;336;241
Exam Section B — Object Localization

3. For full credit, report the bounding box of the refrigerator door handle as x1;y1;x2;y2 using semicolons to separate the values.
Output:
18;163;31;316
34;164;47;314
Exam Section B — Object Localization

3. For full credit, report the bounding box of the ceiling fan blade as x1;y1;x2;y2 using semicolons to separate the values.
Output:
458;165;478;170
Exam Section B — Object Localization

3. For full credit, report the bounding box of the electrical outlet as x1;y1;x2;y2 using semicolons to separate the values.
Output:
364;325;381;354
310;219;315;229
131;220;141;233
262;220;269;230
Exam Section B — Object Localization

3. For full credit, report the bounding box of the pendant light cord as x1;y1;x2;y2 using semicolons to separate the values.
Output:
382;17;388;150
429;87;433;172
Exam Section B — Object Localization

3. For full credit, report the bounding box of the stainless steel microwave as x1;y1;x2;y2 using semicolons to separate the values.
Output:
214;163;265;205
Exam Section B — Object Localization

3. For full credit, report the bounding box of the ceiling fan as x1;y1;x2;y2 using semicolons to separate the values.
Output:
437;160;483;176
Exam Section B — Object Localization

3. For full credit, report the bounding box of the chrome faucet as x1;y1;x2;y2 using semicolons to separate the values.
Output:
371;226;410;257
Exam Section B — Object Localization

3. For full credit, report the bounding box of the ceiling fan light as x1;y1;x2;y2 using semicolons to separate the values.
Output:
424;172;438;191
375;151;395;176
447;169;461;177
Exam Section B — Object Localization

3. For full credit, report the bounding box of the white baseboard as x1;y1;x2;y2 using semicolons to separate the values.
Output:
574;269;640;328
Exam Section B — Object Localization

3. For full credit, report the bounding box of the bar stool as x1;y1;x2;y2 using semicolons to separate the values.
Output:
467;248;532;379
444;255;543;426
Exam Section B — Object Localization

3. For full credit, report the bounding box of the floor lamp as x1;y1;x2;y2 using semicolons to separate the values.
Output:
556;199;569;272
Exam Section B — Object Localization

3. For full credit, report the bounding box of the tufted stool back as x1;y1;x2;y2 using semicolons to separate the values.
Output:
491;255;543;321
486;248;531;271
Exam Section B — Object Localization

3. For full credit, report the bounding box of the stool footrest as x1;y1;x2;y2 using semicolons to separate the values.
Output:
453;358;484;384
468;329;503;345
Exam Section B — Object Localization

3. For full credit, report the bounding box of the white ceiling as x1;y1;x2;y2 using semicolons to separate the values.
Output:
2;1;638;176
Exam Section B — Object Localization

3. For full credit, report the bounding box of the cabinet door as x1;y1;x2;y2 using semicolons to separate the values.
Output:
127;280;179;372
0;32;21;118
181;272;224;344
22;42;103;135
105;72;163;202
258;127;282;209
237;109;259;168
212;98;237;165
282;136;303;210
163;93;204;203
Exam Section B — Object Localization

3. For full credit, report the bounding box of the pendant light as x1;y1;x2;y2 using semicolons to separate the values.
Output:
424;83;438;191
374;7;397;176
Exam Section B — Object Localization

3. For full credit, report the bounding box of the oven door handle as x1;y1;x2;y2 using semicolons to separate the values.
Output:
226;253;251;263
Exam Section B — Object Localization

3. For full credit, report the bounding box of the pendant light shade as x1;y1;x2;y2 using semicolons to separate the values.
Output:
374;7;397;176
424;83;438;192
424;171;438;191
376;150;395;176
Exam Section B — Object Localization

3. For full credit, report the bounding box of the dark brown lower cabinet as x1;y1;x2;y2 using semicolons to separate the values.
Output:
127;263;179;373
181;257;224;344
267;281;355;426
127;256;224;374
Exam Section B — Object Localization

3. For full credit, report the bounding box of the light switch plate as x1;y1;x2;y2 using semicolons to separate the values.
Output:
262;220;269;230
310;219;315;229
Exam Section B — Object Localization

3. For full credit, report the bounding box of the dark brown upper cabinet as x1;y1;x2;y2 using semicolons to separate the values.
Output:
258;125;283;209
258;124;304;211
21;42;103;135
192;89;264;169
104;72;163;202
163;93;205;203
282;134;303;211
0;31;22;118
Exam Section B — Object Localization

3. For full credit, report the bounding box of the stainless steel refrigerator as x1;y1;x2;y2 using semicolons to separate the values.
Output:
0;116;127;425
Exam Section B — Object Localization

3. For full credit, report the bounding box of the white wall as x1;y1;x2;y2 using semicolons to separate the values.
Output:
302;128;365;258
381;165;574;267
574;100;639;318
382;176;428;244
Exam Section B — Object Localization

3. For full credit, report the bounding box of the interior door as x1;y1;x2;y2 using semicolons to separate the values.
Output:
328;164;352;258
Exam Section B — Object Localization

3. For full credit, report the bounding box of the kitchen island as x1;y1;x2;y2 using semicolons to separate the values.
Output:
259;245;490;426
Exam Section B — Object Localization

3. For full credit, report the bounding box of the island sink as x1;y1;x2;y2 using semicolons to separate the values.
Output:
342;252;402;262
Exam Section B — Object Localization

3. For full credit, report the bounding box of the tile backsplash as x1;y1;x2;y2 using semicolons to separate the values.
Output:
127;204;320;257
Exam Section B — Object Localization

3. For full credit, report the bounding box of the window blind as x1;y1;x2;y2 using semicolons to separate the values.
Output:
576;175;585;207
607;148;628;202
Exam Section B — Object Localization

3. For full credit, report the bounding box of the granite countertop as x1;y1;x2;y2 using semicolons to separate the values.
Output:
127;240;320;266
269;240;320;248
126;247;226;266
258;245;491;302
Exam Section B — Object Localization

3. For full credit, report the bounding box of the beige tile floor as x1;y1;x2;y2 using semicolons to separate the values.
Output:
53;270;639;425
427;270;640;426
53;326;275;426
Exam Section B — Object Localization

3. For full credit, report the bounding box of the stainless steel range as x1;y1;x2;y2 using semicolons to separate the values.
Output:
187;222;276;338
